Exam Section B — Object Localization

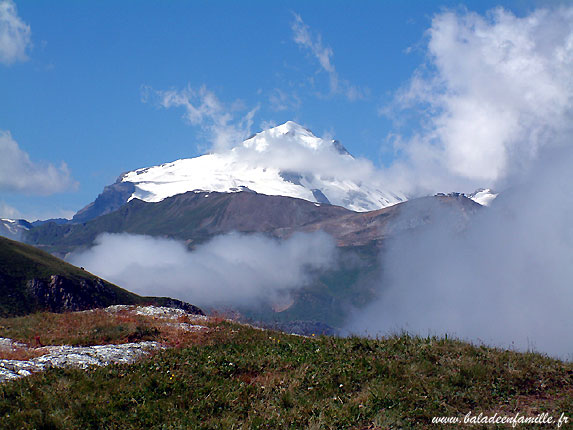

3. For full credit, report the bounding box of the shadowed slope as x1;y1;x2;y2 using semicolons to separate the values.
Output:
0;236;203;317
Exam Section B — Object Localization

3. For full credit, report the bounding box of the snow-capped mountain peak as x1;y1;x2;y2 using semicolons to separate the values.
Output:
467;188;498;206
116;122;405;212
242;121;349;155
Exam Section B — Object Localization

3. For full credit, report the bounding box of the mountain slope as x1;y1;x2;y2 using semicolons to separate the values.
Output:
26;192;481;256
27;191;352;256
279;193;482;246
73;122;406;222
0;236;203;317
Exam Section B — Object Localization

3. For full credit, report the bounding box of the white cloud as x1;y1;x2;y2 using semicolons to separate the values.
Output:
0;131;77;195
234;128;379;184
291;13;366;101
345;145;573;359
347;6;573;359
69;231;338;308
142;84;259;152
0;0;31;65
385;6;573;195
0;201;19;218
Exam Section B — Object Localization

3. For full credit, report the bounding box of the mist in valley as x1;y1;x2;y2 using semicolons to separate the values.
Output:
69;231;338;309
345;148;573;358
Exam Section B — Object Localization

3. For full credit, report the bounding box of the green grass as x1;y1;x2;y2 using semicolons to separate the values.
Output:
0;310;163;349
0;319;570;429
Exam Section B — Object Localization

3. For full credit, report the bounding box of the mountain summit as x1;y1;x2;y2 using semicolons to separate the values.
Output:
74;122;405;222
120;121;405;211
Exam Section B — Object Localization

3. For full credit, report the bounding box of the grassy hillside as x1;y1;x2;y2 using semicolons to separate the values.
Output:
0;235;111;285
0;313;570;429
0;236;202;317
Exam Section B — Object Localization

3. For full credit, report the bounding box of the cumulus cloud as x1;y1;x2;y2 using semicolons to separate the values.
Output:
0;131;77;195
68;231;338;308
385;6;573;195
291;13;366;101
142;84;259;152
0;0;31;65
347;6;573;359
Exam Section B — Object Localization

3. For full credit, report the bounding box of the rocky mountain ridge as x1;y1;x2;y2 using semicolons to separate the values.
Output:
25;191;482;257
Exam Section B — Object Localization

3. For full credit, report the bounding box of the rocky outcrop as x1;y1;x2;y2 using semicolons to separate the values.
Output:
104;304;208;321
0;339;161;383
72;180;136;223
25;276;206;316
0;235;207;317
152;298;205;316
26;275;113;313
0;305;210;383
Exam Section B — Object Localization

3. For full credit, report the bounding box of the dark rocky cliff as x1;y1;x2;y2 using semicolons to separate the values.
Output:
72;180;136;223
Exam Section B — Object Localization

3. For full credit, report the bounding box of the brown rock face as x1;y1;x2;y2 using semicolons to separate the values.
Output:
26;275;111;313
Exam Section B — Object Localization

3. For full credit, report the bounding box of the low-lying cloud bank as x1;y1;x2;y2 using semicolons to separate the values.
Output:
344;147;573;359
69;231;337;308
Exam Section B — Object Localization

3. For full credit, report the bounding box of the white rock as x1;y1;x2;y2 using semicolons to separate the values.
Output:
0;305;210;383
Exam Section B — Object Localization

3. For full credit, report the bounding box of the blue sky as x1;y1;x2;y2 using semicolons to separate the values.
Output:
0;0;565;220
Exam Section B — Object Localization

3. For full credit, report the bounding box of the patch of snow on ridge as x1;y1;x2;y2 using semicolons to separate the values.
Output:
120;121;406;212
467;189;498;206
0;219;30;234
